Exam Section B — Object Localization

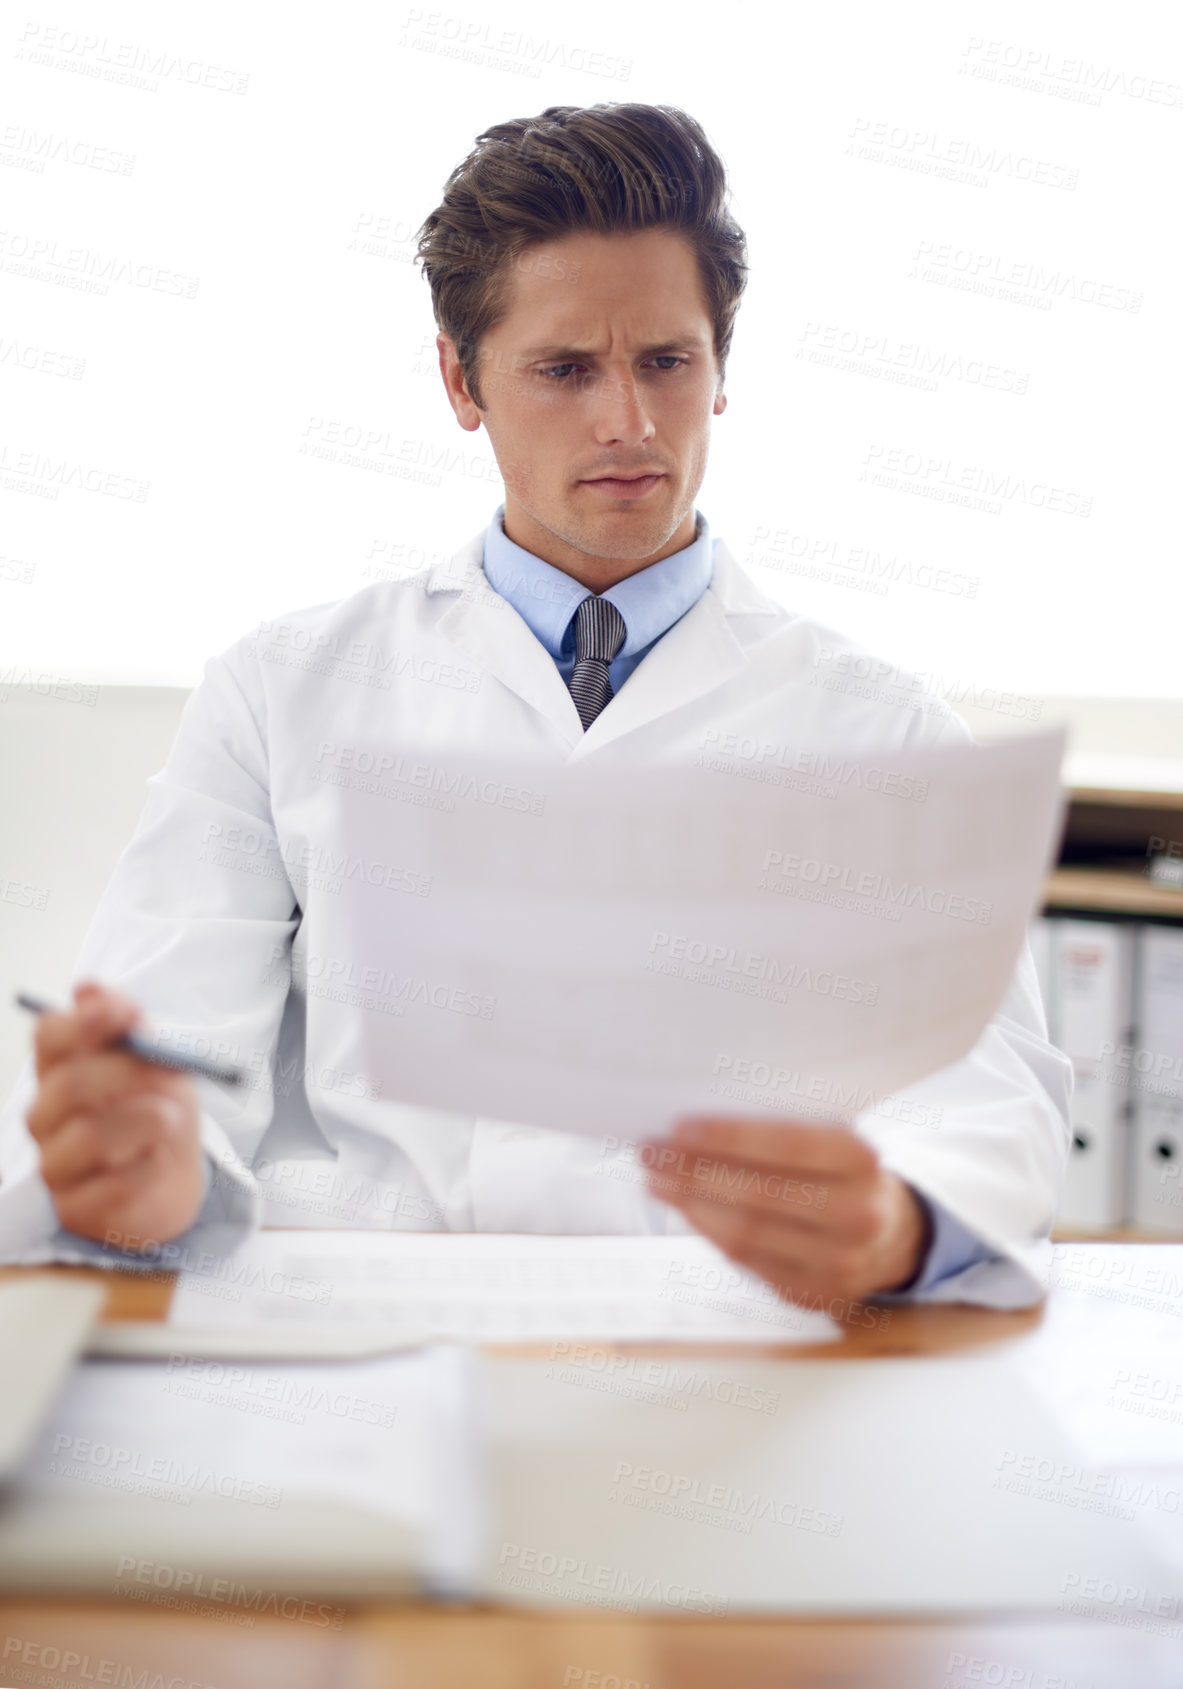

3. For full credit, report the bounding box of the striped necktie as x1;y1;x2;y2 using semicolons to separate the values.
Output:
568;595;627;730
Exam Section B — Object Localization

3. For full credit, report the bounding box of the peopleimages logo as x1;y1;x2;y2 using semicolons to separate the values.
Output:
706;1056;942;1128
760;851;993;924
311;740;547;815
699;729;931;799
646;931;878;1006
2;1635;227;1685
200;820;433;898
495;1542;728;1614
109;1556;344;1628
610;1461;843;1536
546;1343;782;1414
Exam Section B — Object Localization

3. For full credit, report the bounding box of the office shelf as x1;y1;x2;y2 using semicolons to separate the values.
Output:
1044;867;1183;919
1039;777;1183;922
1052;1224;1182;1243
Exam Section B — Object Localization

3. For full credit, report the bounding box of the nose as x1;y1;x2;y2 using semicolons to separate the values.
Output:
586;366;658;449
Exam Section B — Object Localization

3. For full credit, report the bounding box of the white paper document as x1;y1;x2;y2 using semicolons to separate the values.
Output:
480;1347;1183;1615
1;1344;482;1597
325;730;1066;1138
168;1233;841;1345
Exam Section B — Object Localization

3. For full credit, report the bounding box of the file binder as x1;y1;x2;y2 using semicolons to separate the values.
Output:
1052;920;1136;1228
1128;925;1183;1235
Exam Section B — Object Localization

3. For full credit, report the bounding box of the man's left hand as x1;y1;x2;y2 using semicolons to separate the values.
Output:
643;1116;932;1307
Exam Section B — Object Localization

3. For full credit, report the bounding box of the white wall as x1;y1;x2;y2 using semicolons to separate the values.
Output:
2;0;1180;695
0;686;187;1095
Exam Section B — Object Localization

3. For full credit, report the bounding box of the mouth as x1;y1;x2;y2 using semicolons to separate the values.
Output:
581;473;665;499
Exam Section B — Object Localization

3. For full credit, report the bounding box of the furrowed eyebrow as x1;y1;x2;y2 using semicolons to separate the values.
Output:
519;336;708;360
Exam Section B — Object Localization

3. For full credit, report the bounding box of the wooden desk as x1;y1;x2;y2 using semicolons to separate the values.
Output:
2;1255;1182;1688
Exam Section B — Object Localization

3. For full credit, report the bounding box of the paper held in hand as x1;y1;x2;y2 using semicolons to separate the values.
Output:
323;728;1066;1139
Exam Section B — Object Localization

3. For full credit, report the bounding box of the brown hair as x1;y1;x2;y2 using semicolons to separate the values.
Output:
413;103;749;410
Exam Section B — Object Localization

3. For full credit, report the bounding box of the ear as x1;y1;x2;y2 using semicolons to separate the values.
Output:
437;332;483;431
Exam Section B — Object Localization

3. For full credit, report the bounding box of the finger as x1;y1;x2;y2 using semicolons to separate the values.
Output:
646;1155;838;1226
651;1160;893;1282
667;1117;880;1178
88;1092;194;1164
33;982;144;1077
740;1245;884;1314
51;1149;170;1246
673;1192;883;1304
647;1156;878;1238
674;1196;818;1278
38;1101;167;1189
32;1004;86;1078
37;1115;110;1188
681;1231;838;1312
693;1225;866;1310
734;1249;837;1310
27;1049;190;1144
647;1139;845;1204
71;977;142;1017
643;1134;865;1196
72;981;147;1047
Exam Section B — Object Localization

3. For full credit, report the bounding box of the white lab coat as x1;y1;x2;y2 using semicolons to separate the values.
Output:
0;523;1071;1305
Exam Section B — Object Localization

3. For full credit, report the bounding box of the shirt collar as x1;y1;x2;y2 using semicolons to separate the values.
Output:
481;502;714;660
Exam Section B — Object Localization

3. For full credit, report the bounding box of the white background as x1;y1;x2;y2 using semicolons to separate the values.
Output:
0;0;1178;695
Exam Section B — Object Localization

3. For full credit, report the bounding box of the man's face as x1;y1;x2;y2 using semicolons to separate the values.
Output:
437;228;727;589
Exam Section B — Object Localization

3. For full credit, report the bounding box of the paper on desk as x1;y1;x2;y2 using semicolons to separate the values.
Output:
1007;1247;1183;1470
327;730;1066;1137
7;1344;483;1596
168;1233;841;1344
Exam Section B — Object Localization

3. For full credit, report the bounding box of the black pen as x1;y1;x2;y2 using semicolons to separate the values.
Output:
14;993;246;1087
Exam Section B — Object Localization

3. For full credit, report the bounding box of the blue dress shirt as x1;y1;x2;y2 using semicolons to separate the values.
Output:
480;502;997;1296
483;503;713;694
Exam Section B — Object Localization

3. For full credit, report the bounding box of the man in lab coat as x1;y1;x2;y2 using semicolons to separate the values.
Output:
0;104;1071;1309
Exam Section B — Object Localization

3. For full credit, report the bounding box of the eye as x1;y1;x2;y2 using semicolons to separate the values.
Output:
538;356;688;380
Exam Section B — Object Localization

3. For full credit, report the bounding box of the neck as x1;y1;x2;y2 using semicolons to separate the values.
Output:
501;498;698;592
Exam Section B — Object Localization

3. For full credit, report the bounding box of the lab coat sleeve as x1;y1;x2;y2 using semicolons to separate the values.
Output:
902;1188;998;1291
0;640;298;1264
858;926;1072;1310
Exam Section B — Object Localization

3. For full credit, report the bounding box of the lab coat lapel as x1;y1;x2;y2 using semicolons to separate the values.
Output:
426;530;778;758
570;539;774;759
426;532;584;746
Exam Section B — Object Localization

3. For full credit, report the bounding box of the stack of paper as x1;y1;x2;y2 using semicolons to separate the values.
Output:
164;1233;842;1345
0;1343;481;1598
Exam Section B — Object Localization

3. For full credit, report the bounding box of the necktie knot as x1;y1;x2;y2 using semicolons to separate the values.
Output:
572;595;627;665
568;596;626;731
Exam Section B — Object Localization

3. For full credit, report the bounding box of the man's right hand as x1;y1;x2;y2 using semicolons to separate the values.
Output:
26;980;208;1250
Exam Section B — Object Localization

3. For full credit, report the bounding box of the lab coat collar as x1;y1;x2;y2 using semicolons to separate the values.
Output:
425;525;781;756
